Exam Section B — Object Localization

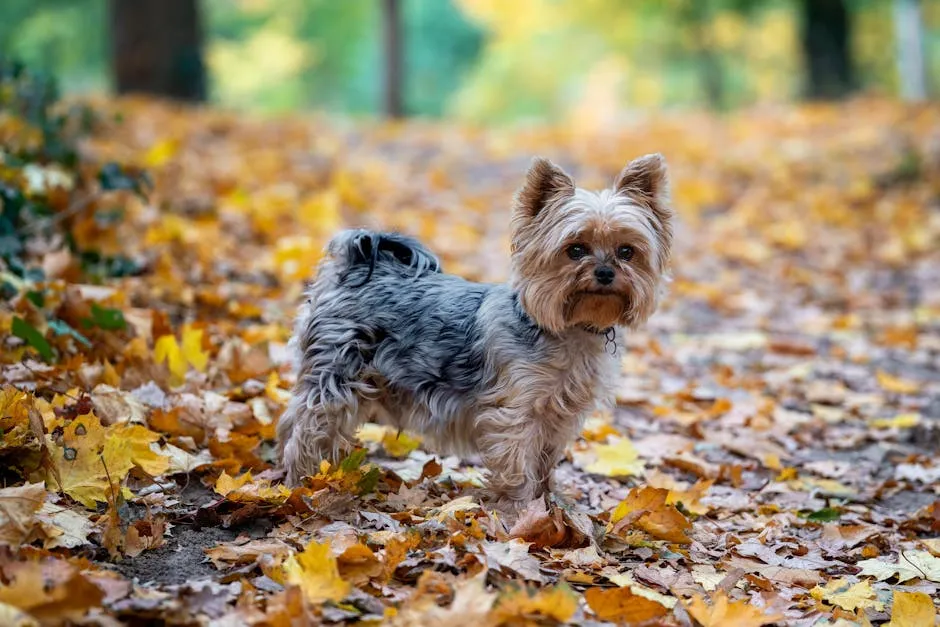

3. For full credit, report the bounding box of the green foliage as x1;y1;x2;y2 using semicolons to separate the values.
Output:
1;59;147;361
0;59;148;278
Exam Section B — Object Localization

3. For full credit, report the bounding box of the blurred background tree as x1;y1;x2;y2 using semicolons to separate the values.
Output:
1;0;937;122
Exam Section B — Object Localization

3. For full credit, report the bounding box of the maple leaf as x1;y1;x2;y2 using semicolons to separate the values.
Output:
574;437;644;477
45;412;168;507
810;578;884;612
102;423;170;477
282;541;350;604
684;591;782;627
44;412;112;508
584;586;670;623
608;485;692;544
0;482;45;547
886;591;937;627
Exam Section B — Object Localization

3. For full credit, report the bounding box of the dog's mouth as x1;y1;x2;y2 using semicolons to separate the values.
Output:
575;289;622;298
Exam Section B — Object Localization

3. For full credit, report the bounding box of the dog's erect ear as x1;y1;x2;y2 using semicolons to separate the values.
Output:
616;153;673;269
614;153;669;203
513;157;575;218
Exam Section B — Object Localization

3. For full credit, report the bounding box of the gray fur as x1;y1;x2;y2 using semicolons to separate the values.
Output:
277;229;618;499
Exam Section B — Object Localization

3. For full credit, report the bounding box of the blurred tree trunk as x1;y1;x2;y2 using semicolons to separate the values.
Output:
801;0;853;99
109;0;206;102
381;0;403;118
894;0;927;101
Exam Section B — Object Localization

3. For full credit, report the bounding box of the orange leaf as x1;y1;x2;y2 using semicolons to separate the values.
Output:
585;587;670;624
684;591;782;627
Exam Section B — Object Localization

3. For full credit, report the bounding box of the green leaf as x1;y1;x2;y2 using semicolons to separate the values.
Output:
339;448;367;472
802;507;841;522
356;466;380;495
83;303;126;331
25;289;45;308
12;316;53;361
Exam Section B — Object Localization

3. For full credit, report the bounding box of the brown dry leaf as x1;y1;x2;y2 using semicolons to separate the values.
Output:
337;542;383;584
0;483;45;547
124;517;167;558
584;586;670;624
684;590;782;627
508;498;568;548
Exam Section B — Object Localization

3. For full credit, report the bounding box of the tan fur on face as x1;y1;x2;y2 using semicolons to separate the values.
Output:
510;154;673;334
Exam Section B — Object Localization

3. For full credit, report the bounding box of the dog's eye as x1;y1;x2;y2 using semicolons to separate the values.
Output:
566;243;590;260
616;245;635;261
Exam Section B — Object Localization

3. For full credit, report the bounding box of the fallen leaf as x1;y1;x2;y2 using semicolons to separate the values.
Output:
508;498;568;548
609;486;692;543
482;539;546;583
490;584;577;625
0;482;45;547
684;590;782;627
282;541;350;604
811;578;884;612
886;591;937;627
584;586;670;623
857;551;940;583
575;437;645;477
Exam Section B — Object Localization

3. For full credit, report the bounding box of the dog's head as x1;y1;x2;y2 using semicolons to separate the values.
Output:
509;154;673;334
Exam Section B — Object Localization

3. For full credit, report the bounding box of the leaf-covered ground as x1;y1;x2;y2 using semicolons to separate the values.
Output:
2;98;940;626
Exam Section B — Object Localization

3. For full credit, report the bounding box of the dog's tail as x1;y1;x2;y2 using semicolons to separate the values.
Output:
326;229;441;286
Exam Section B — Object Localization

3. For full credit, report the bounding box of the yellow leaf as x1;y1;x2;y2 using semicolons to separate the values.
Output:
214;471;253;497
577;437;644;477
433;495;480;522
181;326;209;372
283;541;350;604
584;586;670;623
154;334;186;383
381;430;421;458
143;138;178;167
887;591;937;627
684;591;782;627
103;424;170;477
45;413;110;508
877;371;919;394
214;471;291;503
491;585;578;625
811;578;884;612
870;413;921;429
46;413;167;508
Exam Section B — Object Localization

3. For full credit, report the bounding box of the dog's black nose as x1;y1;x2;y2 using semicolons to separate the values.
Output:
594;266;615;285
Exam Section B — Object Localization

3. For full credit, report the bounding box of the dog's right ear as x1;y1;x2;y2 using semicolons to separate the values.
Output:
513;157;575;219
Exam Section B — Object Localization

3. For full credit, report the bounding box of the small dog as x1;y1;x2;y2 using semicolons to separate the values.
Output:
277;154;673;503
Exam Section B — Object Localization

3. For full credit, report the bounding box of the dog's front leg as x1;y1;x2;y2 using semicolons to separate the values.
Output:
476;409;552;505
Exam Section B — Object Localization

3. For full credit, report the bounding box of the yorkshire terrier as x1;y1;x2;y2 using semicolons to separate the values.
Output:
277;154;673;504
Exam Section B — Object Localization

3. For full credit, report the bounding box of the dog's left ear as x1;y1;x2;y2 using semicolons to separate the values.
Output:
615;153;673;265
615;153;669;204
